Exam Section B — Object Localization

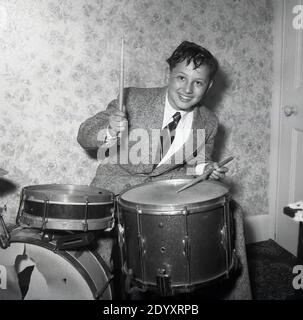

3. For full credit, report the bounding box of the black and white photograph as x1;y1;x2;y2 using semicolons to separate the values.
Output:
0;0;302;313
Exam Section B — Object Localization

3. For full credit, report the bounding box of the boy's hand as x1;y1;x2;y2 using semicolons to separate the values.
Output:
108;108;128;136
206;162;228;180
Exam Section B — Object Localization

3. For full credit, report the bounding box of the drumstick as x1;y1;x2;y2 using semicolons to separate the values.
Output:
118;35;124;112
176;156;234;193
99;36;124;150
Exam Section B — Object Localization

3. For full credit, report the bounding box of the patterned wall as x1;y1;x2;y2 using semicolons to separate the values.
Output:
0;0;273;224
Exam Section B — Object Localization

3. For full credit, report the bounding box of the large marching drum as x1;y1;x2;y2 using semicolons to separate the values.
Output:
117;179;236;296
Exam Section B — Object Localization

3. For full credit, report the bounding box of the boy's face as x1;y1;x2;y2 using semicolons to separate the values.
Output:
167;60;212;111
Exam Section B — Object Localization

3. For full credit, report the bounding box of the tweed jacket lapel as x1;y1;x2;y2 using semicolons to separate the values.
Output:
119;87;166;175
148;87;166;131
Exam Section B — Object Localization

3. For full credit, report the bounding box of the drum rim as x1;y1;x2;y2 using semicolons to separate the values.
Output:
118;179;230;211
21;184;114;203
19;213;114;231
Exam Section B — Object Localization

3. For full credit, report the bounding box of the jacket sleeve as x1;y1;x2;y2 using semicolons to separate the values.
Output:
184;118;219;176
77;99;119;150
203;119;219;162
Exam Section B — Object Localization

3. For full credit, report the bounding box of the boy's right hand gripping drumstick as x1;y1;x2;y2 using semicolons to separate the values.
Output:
100;36;124;150
176;156;234;193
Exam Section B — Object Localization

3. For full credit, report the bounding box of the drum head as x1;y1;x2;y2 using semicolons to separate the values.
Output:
22;184;113;204
119;179;229;211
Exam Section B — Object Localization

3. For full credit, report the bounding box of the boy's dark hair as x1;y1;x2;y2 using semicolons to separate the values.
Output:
166;41;218;80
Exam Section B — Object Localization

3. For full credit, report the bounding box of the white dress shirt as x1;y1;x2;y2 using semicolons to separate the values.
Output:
157;94;206;174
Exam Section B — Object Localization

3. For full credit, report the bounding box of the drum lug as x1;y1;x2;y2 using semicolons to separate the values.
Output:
182;207;188;215
82;198;89;232
41;198;50;230
136;205;142;215
118;223;125;245
135;205;145;255
138;235;146;256
182;206;191;286
135;206;146;255
182;236;191;260
135;204;147;283
220;225;227;250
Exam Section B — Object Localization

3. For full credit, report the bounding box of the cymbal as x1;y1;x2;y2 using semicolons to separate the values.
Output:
0;168;8;176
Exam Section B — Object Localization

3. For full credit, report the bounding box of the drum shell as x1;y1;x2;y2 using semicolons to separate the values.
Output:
118;180;234;293
20;201;113;231
23;201;113;220
0;228;113;300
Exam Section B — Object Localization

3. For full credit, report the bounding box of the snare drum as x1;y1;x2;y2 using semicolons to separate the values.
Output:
117;179;235;296
17;184;114;231
0;228;113;300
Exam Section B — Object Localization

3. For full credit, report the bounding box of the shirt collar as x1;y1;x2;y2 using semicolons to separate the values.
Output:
162;93;191;129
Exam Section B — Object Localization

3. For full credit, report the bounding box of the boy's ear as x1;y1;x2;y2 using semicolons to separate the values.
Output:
205;80;213;94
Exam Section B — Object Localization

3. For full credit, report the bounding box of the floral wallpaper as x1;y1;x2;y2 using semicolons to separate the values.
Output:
0;0;273;224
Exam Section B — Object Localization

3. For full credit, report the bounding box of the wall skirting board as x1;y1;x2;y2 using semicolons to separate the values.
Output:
244;214;270;244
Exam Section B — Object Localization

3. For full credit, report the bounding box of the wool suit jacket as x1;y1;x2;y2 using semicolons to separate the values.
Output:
77;86;218;194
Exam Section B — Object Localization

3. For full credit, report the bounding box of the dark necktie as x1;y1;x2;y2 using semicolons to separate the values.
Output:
159;111;181;161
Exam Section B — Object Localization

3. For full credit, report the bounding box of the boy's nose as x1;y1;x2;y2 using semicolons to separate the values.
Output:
184;82;193;94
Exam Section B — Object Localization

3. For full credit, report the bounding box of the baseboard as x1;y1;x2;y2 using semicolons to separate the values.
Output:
244;214;270;244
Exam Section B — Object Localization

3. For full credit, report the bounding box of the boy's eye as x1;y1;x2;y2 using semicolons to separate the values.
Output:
178;76;185;81
195;81;204;86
